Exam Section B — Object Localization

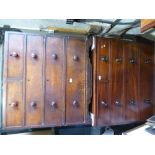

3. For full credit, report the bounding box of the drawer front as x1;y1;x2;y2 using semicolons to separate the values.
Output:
7;34;24;78
140;82;153;120
140;44;154;82
139;43;154;121
45;37;64;125
111;39;124;83
66;38;85;124
97;38;110;82
97;81;110;126
26;35;44;126
111;82;125;124
4;81;23;128
124;42;139;83
124;42;139;121
125;82;139;121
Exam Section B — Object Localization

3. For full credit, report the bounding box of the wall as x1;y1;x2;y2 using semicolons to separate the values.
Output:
0;43;3;128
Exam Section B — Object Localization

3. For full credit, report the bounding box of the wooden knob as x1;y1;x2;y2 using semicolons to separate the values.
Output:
73;55;78;61
31;53;37;59
130;57;136;64
52;54;57;60
115;100;121;107
144;99;151;105
10;52;18;57
50;101;57;108
101;101;108;108
144;59;151;64
115;57;122;63
9;101;18;107
31;101;37;107
73;100;78;107
101;56;108;62
129;99;135;105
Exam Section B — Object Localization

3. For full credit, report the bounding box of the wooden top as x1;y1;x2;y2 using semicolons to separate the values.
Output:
141;19;155;32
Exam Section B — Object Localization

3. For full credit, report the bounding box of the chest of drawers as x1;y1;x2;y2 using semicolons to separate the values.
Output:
1;31;91;130
92;37;154;126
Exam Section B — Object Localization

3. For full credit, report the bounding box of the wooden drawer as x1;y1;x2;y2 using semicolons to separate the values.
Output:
3;32;25;129
25;35;44;126
140;82;153;120
140;43;154;82
5;33;25;78
97;81;110;126
97;37;110;82
139;43;154;121
124;42;140;121
110;82;125;125
125;82;139;121
65;37;85;125
3;81;24;128
45;36;65;126
111;39;124;83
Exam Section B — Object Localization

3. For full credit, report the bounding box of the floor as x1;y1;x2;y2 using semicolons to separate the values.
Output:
0;122;144;135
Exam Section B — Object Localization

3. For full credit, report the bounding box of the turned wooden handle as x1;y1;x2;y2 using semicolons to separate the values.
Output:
10;52;18;57
115;57;122;63
115;100;121;107
101;101;108;107
73;55;79;61
31;53;37;59
31;101;37;107
9;101;18;107
73;100;78;107
50;101;57;108
130;57;136;64
129;99;136;105
52;54;57;60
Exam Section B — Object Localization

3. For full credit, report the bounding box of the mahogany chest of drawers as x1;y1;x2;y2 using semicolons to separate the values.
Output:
92;37;154;126
1;31;91;130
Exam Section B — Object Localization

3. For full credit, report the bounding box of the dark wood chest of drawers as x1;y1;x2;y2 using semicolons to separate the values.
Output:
1;31;91;129
92;37;154;126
